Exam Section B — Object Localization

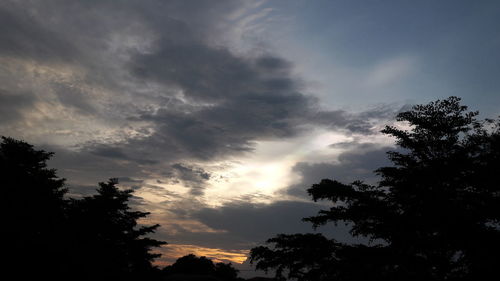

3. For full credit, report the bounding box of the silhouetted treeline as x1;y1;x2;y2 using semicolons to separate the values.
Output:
0;137;165;280
162;254;241;281
0;136;249;281
251;97;500;281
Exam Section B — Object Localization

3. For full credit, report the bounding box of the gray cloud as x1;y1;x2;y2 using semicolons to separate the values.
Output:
0;88;34;123
43;144;150;190
157;144;396;251
0;3;78;62
286;144;393;199
148;143;395;252
117;177;143;184
194;201;326;244
150;198;379;268
153;200;353;252
1;1;403;266
167;163;211;195
51;83;97;115
0;0;398;172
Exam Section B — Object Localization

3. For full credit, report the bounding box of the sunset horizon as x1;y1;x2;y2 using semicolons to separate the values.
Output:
1;1;499;280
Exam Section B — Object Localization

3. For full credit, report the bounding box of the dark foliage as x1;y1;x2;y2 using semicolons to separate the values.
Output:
166;254;216;276
0;137;165;280
67;179;166;280
163;254;240;281
250;97;500;281
214;261;240;280
0;137;68;279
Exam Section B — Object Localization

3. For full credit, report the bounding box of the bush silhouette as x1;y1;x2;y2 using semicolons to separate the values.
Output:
163;254;240;281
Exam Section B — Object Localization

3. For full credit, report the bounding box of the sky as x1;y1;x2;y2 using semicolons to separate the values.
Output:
1;0;499;277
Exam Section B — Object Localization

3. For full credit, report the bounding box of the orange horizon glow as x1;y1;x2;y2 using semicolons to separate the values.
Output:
154;243;250;267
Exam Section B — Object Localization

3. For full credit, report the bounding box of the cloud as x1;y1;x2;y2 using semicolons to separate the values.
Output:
286;143;393;199
0;0;405;269
193;201;323;243
0;0;400;210
144;143;394;257
44;144;148;187
0;4;78;62
0;0;388;163
167;163;212;195
152;200;353;251
151;144;395;254
157;244;249;265
132;197;308;248
0;88;34;123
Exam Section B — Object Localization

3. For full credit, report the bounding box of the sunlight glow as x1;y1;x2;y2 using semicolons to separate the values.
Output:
156;244;249;266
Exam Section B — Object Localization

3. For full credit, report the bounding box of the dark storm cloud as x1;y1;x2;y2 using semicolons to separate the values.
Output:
128;38;313;150
171;164;211;181
150;145;394;252
286;144;393;199
155;200;355;251
129;109;257;161
255;56;293;71
121;42;397;162
0;2;430;267
150;197;376;257
51;83;97;115
0;88;34;123
43;144;155;193
313;111;375;134
0;0;402;213
0;3;77;62
117;177;143;184
155;144;396;251
83;142;158;165
0;0;398;173
0;0;400;249
194;201;325;243
313;104;406;134
88;145;128;159
167;163;211;195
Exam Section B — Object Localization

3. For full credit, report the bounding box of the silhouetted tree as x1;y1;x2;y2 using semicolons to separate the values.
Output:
214;262;240;280
0;137;166;280
250;97;500;281
166;254;215;276
0;137;68;279
163;254;240;281
68;179;166;280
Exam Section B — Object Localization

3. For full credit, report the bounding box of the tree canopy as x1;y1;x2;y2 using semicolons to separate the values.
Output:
1;137;68;279
0;137;165;280
67;179;166;280
250;97;500;281
163;254;240;281
0;136;245;280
